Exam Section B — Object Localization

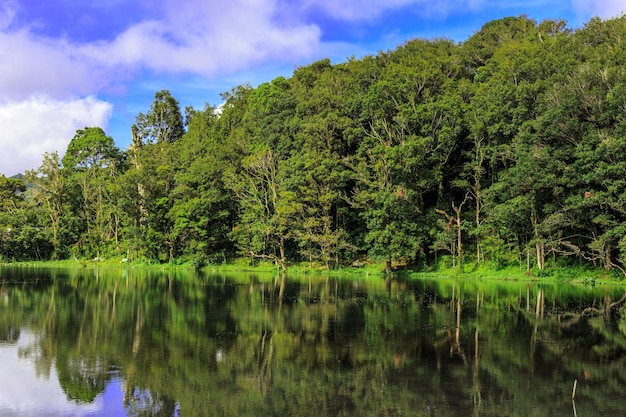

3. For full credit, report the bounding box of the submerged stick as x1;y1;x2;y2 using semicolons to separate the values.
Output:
572;379;578;399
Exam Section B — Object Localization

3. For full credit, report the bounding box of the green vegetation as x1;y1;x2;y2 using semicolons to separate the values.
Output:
1;268;625;415
3;15;626;279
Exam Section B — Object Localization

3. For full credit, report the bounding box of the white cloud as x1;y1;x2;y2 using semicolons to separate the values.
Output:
573;0;626;19
87;0;322;76
0;0;323;175
0;30;113;101
0;1;114;102
0;97;112;176
0;0;322;100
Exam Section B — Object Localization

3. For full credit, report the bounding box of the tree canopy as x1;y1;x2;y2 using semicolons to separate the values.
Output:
4;15;626;276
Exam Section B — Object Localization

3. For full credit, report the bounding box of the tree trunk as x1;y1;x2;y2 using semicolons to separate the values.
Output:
385;255;392;276
536;241;545;270
278;236;287;272
475;190;482;263
456;211;463;268
451;193;469;270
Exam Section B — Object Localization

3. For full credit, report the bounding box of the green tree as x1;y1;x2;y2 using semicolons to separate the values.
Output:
0;175;27;260
348;38;467;272
122;90;186;261
289;62;361;268
26;152;73;259
535;16;626;273
61;127;124;258
468;17;572;270
133;90;185;144
227;147;300;271
169;104;237;262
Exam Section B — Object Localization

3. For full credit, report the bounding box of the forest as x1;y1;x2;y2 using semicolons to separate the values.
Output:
2;15;626;275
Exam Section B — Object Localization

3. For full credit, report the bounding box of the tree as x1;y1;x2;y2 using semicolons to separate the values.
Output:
10;15;626;273
348;38;467;272
61;127;124;258
289;62;362;268
132;90;185;145
227;147;300;271
26;152;69;259
467;17;571;269
169;104;237;262
0;175;27;260
122;90;186;261
124;142;178;261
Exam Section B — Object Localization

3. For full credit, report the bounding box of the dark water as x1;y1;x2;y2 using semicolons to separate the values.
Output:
0;266;624;416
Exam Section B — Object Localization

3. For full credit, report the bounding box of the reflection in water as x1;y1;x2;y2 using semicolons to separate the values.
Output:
0;330;101;416
0;266;624;416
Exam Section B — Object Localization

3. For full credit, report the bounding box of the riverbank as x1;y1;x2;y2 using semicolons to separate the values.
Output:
2;257;623;285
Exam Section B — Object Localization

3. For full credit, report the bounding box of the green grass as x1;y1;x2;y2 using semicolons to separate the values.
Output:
2;256;625;285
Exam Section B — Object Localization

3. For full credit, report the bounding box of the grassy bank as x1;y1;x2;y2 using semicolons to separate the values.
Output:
2;257;623;285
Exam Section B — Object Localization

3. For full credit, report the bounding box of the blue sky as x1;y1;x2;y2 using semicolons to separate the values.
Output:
0;0;624;176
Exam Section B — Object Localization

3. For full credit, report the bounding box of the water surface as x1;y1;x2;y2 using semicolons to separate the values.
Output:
0;266;624;416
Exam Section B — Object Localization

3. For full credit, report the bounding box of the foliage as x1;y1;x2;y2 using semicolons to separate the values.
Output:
2;268;626;415
5;15;626;276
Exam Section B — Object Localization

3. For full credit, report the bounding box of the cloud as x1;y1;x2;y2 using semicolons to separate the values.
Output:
0;3;112;101
0;0;323;175
573;0;626;19
0;0;496;101
0;0;322;98
0;30;113;101
0;97;112;175
87;0;322;76
0;330;100;416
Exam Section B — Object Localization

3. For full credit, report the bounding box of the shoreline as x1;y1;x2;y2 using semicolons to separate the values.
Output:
1;259;623;286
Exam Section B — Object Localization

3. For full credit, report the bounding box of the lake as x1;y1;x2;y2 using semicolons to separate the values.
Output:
0;266;624;416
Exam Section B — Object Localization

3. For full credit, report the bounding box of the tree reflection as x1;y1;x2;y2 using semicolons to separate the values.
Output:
56;357;108;403
124;388;177;417
0;267;625;416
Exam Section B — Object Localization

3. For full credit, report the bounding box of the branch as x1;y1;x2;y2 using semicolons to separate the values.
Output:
610;293;626;309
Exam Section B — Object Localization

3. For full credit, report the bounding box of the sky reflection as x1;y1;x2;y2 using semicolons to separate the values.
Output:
0;329;127;417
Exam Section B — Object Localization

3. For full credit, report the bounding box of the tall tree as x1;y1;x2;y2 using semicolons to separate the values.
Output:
61;127;123;257
289;61;362;268
227;147;300;271
123;90;186;261
169;104;237;262
348;38;467;272
468;17;571;269
26;152;71;259
133;90;185;145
